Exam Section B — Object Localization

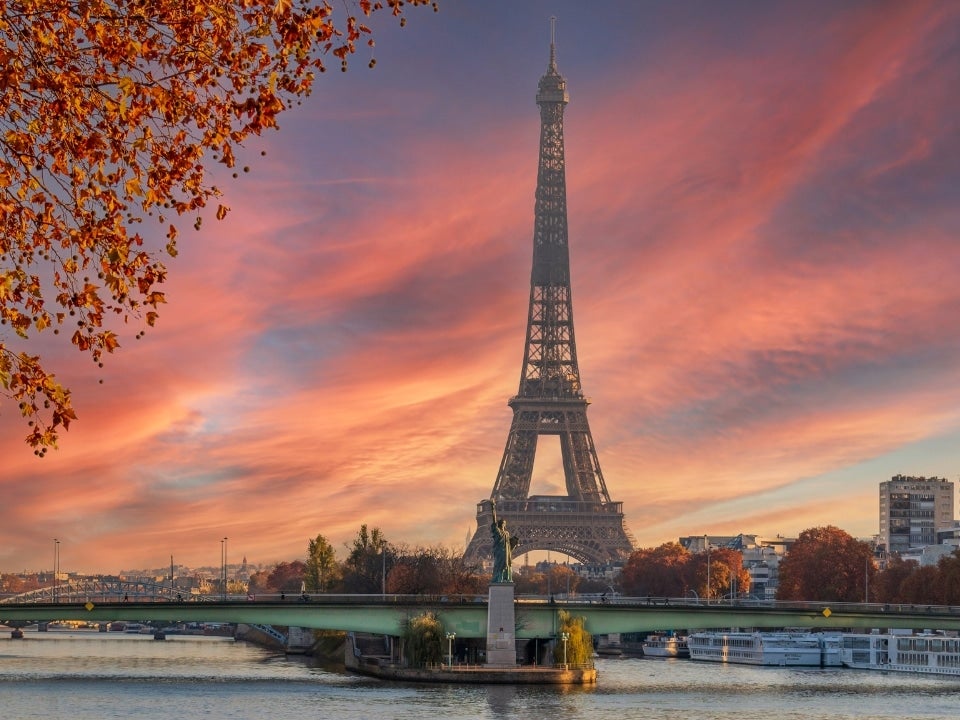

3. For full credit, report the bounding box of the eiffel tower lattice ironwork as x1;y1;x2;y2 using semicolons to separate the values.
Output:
465;30;634;567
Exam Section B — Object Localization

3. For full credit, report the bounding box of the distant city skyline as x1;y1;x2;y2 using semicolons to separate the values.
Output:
2;1;959;574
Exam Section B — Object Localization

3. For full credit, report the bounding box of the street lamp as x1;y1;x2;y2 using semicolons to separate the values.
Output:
561;631;569;668
220;537;228;600
704;535;713;605
53;538;60;603
445;632;456;668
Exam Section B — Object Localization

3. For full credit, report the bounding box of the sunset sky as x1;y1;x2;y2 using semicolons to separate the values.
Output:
2;0;959;576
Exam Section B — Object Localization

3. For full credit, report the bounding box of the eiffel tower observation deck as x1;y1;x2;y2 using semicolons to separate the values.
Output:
465;27;635;567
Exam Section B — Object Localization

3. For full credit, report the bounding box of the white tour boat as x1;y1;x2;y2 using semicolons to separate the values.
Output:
688;630;841;666
642;633;690;659
840;631;960;676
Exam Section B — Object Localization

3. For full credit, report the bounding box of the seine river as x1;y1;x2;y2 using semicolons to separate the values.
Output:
1;629;958;719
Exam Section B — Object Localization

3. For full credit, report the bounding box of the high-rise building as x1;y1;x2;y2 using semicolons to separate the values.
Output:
879;475;956;555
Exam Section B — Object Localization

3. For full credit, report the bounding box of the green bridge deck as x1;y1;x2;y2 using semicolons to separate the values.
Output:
4;597;960;637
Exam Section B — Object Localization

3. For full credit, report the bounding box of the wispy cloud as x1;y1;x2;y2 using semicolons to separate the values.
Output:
1;1;958;572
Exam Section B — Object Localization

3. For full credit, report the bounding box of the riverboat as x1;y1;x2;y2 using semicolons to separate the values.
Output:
688;631;840;666
642;633;690;659
840;631;960;676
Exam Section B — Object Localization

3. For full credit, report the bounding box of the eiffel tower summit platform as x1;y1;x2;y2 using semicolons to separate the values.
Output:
465;26;634;568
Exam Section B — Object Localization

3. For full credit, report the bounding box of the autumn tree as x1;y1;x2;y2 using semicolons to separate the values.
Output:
386;543;444;595
0;572;41;595
898;564;942;605
266;559;306;593
386;543;484;596
872;555;919;604
557;609;593;666
690;547;751;601
433;545;485;596
246;568;272;595
547;564;581;596
620;542;691;598
513;565;546;595
0;0;437;452
937;548;960;603
871;549;960;605
775;526;875;602
305;533;340;593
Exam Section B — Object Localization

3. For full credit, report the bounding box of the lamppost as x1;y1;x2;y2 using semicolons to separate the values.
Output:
561;631;569;668
704;535;711;605
865;555;870;603
53;538;60;603
446;632;456;668
220;537;228;600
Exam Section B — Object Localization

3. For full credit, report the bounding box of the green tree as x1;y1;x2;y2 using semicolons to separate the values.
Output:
305;534;340;593
776;526;875;602
342;524;389;593
0;0;437;451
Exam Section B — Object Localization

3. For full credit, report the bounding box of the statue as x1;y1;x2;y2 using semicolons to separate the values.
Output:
490;500;520;583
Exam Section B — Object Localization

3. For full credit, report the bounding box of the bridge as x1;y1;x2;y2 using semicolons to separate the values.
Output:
1;577;209;605
3;595;960;638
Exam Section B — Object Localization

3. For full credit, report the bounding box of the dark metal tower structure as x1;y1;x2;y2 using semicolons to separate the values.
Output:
465;27;634;567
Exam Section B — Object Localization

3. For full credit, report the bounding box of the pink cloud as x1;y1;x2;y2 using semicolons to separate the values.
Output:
2;2;958;573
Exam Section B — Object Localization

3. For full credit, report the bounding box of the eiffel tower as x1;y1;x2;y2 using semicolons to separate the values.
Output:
465;28;634;567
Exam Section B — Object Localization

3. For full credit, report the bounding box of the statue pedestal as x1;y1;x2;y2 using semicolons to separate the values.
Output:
485;582;517;667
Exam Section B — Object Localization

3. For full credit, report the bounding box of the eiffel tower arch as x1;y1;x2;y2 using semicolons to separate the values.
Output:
465;30;634;568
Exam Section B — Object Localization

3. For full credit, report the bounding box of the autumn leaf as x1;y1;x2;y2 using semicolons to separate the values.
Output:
0;0;439;453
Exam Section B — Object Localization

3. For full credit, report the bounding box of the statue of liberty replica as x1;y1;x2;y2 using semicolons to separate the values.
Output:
490;500;520;583
486;500;519;666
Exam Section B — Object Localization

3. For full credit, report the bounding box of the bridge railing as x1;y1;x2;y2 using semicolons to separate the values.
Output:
523;594;960;616
4;590;959;617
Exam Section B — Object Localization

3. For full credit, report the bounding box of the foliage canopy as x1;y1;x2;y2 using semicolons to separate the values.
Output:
775;525;875;602
557;609;592;666
0;0;436;453
401;611;444;667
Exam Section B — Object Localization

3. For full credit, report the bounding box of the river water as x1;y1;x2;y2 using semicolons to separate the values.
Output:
1;629;958;719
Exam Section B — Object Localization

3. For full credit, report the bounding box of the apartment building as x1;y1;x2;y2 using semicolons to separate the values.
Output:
879;474;955;555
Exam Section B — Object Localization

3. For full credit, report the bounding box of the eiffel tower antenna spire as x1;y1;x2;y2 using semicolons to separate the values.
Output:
549;16;557;71
465;25;634;568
